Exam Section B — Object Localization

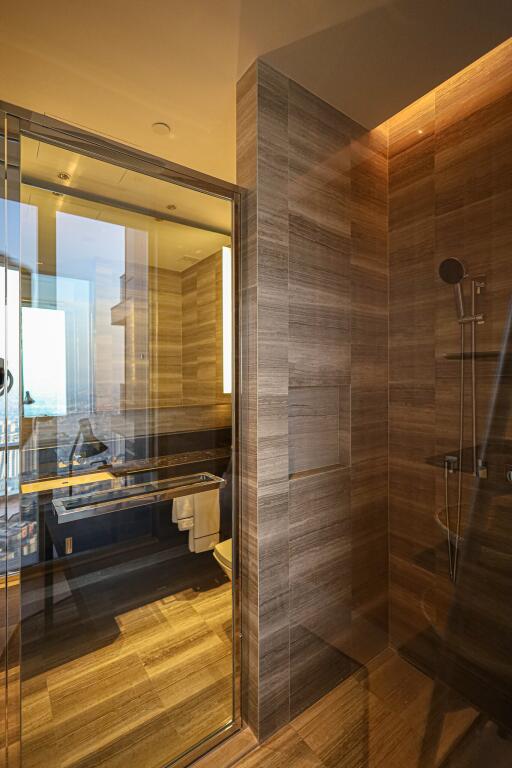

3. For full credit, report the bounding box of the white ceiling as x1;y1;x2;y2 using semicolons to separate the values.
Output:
22;185;230;274
21;138;231;273
22;137;232;232
2;1;511;182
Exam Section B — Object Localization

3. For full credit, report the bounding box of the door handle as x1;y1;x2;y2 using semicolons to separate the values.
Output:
0;357;14;396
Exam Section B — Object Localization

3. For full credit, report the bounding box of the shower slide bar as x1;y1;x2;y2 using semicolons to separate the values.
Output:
439;259;485;581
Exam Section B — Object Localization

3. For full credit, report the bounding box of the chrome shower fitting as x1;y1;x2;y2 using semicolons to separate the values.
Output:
438;260;486;582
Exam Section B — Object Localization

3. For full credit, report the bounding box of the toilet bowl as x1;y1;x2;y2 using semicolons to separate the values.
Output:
213;538;232;581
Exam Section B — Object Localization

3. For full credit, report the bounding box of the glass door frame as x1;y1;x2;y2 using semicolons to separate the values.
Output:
0;100;243;768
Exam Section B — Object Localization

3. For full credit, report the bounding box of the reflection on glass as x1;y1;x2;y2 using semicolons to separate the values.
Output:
18;136;235;768
0;264;20;499
222;246;232;395
22;306;67;416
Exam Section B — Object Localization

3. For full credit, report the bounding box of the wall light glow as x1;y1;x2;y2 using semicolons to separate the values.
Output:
222;246;232;395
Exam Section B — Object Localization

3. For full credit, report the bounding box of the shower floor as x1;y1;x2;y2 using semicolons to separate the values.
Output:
21;543;233;768
229;648;511;768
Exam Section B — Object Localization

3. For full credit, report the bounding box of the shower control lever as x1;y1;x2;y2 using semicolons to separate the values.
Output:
445;455;458;474
477;459;488;480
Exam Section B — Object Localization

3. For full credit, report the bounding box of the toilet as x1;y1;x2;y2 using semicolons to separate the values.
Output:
213;538;232;581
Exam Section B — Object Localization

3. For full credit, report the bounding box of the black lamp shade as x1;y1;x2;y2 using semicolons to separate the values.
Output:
23;390;36;405
76;418;108;459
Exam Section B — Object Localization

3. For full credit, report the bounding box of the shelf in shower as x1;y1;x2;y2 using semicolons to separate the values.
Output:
425;447;481;474
52;471;226;524
443;351;504;360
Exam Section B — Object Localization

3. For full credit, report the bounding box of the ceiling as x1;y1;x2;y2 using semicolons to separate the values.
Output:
2;1;511;182
21;138;231;273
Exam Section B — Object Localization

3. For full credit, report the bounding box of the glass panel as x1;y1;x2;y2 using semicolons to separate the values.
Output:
1;112;22;767
0;111;9;768
18;136;235;768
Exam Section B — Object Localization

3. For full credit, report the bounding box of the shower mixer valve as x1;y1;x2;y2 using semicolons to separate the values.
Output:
444;455;459;474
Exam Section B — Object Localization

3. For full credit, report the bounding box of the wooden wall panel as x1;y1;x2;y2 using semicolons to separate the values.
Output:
350;125;389;664
238;37;512;745
237;61;389;736
388;40;512;725
289;386;348;475
182;251;228;406
288;219;350;388
289;468;352;716
236;60;260;736
388;90;438;669
237;60;290;740
149;265;182;408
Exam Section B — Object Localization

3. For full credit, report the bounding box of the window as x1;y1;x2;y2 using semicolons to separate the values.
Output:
22;306;67;417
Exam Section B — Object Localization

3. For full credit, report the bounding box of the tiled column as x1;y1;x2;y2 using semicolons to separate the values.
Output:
237;60;290;740
237;57;389;740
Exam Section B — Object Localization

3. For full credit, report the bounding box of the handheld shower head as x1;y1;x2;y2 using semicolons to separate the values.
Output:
439;258;466;285
439;258;467;320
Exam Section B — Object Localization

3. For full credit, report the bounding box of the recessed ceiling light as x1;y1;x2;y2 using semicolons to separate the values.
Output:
57;171;71;181
151;121;172;136
166;204;176;211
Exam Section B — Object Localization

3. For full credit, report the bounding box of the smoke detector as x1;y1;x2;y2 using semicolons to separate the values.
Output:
151;122;172;137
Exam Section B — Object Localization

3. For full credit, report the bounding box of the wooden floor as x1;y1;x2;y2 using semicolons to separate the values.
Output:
21;550;233;768
230;648;501;768
442;720;512;767
20;551;512;768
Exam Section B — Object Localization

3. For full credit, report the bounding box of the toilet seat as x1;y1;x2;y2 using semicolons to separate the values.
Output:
213;538;232;579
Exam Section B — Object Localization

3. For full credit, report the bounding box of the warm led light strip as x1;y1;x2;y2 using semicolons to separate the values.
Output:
21;471;114;494
222;246;232;395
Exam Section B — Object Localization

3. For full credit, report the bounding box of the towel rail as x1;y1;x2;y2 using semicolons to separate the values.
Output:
52;472;226;524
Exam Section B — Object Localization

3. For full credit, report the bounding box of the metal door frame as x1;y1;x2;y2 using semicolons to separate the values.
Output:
0;101;243;768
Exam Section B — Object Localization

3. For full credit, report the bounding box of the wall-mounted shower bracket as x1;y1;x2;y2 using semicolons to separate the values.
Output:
474;278;486;295
459;313;484;325
444;454;459;474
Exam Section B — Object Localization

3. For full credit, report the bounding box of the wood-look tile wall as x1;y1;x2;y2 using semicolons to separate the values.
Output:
182;251;229;406
387;38;512;724
149;265;182;408
237;60;388;739
237;60;291;740
22;255;231;465
238;37;512;744
388;89;438;669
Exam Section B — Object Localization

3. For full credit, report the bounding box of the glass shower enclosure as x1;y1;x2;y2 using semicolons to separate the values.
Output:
0;104;241;768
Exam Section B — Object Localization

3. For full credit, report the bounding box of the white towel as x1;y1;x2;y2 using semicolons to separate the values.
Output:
173;490;220;553
192;490;220;539
178;516;194;532
172;495;194;524
189;489;220;553
189;530;220;553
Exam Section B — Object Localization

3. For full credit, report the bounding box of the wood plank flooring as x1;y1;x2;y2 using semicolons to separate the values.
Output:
232;648;489;768
21;562;233;768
